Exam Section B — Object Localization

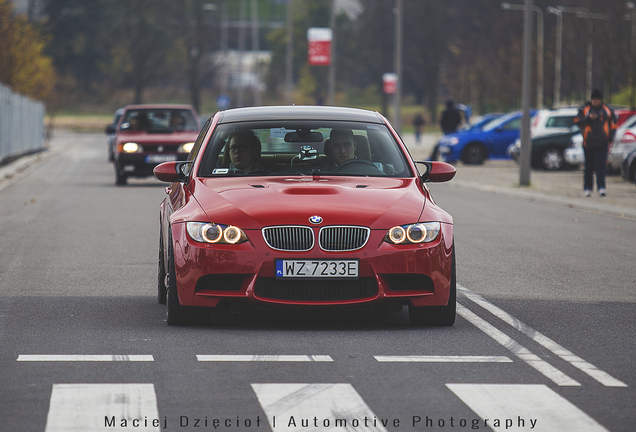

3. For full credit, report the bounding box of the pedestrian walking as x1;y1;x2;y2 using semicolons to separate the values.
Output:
574;89;617;197
413;113;425;144
440;100;461;135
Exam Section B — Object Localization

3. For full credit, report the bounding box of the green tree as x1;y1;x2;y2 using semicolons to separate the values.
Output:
0;0;56;100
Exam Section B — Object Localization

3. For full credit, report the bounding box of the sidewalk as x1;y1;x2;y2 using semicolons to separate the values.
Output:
403;132;636;220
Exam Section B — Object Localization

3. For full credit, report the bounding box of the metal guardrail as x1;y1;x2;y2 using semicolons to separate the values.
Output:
0;84;46;164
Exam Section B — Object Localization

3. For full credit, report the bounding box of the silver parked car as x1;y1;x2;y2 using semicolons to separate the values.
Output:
608;114;636;174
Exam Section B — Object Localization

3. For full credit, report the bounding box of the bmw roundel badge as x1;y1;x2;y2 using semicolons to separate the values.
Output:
309;215;323;224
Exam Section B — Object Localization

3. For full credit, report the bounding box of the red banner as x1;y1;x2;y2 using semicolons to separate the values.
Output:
308;28;332;66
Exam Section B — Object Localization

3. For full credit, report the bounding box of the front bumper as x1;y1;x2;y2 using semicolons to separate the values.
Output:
115;153;187;177
170;222;454;309
564;147;584;166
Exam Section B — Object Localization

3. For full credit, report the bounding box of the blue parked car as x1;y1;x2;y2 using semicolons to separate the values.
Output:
438;111;534;164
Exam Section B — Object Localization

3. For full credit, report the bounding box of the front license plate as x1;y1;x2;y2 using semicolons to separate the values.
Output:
146;154;177;163
276;260;359;278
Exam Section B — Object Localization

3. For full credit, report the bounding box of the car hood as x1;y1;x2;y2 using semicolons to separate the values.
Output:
186;176;446;229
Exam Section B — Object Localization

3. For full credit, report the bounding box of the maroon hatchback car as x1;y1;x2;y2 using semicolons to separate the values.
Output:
154;106;456;326
113;104;201;185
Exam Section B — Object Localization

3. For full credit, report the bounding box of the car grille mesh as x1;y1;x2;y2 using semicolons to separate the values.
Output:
262;226;314;251
254;278;378;302
263;226;369;252
319;226;369;251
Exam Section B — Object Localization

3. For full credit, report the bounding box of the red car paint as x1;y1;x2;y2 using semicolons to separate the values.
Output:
155;106;457;326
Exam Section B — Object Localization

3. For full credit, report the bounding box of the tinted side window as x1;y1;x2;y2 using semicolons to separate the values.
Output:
546;116;575;128
183;117;213;176
503;118;521;130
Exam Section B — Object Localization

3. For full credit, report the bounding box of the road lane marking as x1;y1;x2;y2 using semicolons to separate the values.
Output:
458;285;628;387
374;355;512;362
457;304;581;386
251;383;389;431
447;383;609;431
197;355;333;362
17;355;154;362
45;383;159;432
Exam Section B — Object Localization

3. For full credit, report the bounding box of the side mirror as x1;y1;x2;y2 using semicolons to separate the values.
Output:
154;161;190;183
105;124;116;134
415;161;456;183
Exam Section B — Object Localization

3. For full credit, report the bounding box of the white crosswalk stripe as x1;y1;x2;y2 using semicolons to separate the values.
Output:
41;382;611;432
447;383;609;432
374;355;512;363
17;354;154;362
197;354;333;362
45;384;160;432
251;383;389;431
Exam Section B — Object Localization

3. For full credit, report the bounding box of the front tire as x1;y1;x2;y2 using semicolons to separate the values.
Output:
409;245;456;326
461;143;486;165
166;230;194;325
157;223;167;304
115;167;127;186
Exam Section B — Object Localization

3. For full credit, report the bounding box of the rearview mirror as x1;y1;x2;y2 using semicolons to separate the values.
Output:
284;130;323;142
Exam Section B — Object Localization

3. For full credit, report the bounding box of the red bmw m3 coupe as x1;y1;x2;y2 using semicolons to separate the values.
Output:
154;106;456;326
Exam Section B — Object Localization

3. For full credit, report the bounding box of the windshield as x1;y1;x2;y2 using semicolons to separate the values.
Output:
197;120;412;178
120;108;198;132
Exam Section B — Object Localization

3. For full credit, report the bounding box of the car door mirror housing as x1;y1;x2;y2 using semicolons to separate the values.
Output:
154;161;190;183
415;161;456;183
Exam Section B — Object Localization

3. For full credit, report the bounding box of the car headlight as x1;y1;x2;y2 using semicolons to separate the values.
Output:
186;222;248;244
385;222;441;244
122;142;141;153
179;142;195;153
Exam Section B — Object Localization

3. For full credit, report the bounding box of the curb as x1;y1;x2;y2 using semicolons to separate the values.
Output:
447;179;636;220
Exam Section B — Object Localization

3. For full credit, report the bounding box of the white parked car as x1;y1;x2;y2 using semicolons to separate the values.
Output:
530;107;579;138
608;114;636;174
564;133;584;167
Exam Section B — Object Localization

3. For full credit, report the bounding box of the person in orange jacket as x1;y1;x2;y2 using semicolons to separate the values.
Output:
574;89;617;197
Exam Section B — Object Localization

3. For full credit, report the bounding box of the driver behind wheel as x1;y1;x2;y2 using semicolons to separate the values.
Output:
320;128;357;171
321;128;386;173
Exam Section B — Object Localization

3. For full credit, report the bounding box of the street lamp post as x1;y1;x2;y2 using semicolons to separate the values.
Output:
393;0;403;133
519;0;533;187
501;2;544;108
285;0;293;104
328;0;336;106
553;6;590;101
547;6;562;107
628;2;636;108
576;12;611;102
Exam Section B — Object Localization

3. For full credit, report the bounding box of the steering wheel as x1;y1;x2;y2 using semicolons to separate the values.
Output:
333;159;385;175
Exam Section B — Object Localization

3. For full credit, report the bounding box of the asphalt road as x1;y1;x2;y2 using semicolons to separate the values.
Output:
0;131;634;432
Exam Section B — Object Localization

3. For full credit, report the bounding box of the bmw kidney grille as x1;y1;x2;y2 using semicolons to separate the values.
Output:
262;226;314;251
319;226;370;251
263;226;369;252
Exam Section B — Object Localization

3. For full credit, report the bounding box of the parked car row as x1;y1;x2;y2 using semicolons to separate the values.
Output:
438;111;534;164
507;108;579;171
